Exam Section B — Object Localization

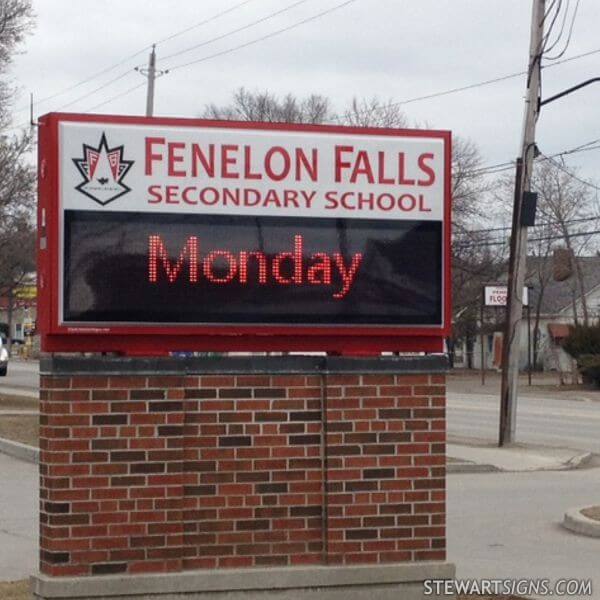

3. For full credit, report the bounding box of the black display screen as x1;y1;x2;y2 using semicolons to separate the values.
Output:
63;210;442;326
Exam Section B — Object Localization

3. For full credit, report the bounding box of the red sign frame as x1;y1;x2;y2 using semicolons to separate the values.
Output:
38;112;451;354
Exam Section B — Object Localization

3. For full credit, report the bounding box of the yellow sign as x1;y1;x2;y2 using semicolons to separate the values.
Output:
15;285;36;300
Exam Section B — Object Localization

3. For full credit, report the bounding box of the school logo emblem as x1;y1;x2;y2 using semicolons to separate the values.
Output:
73;132;134;206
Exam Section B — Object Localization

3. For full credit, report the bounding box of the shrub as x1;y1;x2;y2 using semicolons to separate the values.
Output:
578;355;600;387
562;323;600;358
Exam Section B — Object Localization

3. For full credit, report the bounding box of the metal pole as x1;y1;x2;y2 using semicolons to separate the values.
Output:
499;0;545;446
6;287;13;356
145;45;157;117
480;298;486;386
527;300;532;386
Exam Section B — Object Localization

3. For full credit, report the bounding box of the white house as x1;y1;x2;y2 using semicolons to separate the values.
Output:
458;256;600;373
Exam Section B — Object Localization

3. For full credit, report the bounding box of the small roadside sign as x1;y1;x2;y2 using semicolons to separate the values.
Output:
484;285;529;307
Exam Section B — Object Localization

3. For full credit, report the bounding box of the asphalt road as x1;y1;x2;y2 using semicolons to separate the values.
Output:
448;466;600;600
0;359;39;396
448;391;600;454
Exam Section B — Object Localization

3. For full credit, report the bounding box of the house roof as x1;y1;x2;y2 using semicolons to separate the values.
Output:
548;323;571;340
525;255;600;315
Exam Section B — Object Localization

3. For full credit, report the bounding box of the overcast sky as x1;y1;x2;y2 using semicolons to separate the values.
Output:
7;0;600;186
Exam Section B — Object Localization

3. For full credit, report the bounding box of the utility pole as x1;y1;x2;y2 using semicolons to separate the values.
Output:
136;45;168;117
145;45;156;117
499;0;545;446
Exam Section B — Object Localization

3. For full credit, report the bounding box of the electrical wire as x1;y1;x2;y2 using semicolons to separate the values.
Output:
167;0;359;72
545;0;580;60
454;228;600;249
84;82;147;113
542;153;600;191
160;0;312;64
11;46;152;114
465;214;600;235
157;0;257;46
458;136;600;179
542;0;567;54
12;0;258;115
326;44;600;125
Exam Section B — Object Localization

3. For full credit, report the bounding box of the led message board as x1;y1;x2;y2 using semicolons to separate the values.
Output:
38;113;451;353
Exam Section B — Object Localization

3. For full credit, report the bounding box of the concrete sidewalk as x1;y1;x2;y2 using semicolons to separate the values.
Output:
0;452;38;581
448;438;593;473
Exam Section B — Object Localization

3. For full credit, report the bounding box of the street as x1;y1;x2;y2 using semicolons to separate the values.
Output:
448;467;600;599
448;391;600;453
0;359;39;396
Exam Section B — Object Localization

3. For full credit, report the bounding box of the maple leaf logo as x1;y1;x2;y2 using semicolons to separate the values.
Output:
72;132;134;206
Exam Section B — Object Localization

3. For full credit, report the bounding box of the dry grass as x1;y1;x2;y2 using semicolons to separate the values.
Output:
0;580;30;600
0;415;38;446
0;394;38;411
581;505;600;522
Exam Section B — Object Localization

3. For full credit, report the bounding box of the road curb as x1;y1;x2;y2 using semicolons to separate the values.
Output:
0;436;39;464
447;461;500;474
562;506;600;538
564;452;593;470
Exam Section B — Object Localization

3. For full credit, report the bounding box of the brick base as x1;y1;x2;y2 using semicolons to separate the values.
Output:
38;356;449;583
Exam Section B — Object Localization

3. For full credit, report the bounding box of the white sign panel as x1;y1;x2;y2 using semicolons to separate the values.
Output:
59;122;446;221
484;285;529;307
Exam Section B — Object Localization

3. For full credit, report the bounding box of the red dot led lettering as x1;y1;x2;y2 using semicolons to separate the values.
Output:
147;234;362;299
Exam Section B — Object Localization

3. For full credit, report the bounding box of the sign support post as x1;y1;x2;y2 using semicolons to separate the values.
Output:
527;299;532;386
480;295;485;386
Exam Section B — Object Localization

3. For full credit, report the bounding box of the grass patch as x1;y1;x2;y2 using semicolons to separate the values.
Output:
0;415;38;446
581;505;600;522
0;580;30;600
0;394;38;411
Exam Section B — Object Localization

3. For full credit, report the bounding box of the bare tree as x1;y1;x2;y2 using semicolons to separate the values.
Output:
526;226;555;368
0;0;35;349
342;97;408;128
534;158;599;326
0;0;34;128
204;88;332;124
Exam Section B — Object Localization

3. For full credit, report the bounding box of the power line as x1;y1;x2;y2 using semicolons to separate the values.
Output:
158;0;257;46
55;71;132;112
464;214;600;235
68;1;358;114
542;152;600;191
167;0;360;72
12;0;258;116
455;228;600;249
542;0;567;54
470;137;600;178
84;82;147;113
6;15;600;128
160;0;312;64
327;45;600;124
546;0;580;59
12;46;151;114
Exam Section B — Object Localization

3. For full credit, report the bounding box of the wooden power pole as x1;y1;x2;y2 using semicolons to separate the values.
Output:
499;0;545;446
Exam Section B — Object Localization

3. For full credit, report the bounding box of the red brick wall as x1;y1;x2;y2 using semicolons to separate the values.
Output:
39;371;446;577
